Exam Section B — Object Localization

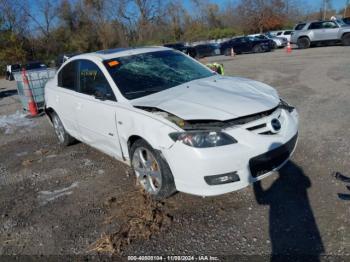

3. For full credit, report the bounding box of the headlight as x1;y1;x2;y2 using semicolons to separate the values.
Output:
279;98;295;112
169;131;237;148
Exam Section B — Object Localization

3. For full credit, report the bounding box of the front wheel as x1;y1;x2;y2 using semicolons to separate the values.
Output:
297;37;310;49
130;139;176;200
51;112;75;146
342;33;350;46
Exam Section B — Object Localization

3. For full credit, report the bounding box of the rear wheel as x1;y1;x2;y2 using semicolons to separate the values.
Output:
51;112;75;146
341;33;350;46
130;139;176;200
297;37;310;49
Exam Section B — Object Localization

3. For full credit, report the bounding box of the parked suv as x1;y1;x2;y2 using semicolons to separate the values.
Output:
45;47;299;199
291;20;350;48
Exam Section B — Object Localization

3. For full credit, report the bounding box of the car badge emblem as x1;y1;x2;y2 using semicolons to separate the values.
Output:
271;118;281;132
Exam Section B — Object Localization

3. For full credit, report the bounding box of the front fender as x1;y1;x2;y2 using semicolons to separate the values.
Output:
114;106;179;161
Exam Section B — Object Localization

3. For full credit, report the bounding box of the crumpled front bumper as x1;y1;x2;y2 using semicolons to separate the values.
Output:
161;109;299;196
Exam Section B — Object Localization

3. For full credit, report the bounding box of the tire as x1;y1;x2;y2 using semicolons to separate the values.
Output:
130;139;176;200
224;48;231;56
272;42;277;49
341;33;350;46
253;44;263;53
297;37;310;49
51;112;75;146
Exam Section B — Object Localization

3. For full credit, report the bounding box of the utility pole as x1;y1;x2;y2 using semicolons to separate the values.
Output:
345;0;350;18
323;0;327;20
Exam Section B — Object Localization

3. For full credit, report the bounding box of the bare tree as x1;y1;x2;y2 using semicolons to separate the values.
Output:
237;0;286;33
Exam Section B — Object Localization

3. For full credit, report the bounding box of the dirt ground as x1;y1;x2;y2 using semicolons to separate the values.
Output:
0;46;350;260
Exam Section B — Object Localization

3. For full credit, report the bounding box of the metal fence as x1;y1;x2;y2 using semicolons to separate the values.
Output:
13;68;56;112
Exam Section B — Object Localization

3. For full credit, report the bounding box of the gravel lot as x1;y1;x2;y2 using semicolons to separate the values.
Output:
0;47;349;260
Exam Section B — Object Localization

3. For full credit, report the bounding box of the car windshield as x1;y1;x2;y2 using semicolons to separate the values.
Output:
336;19;347;27
104;50;214;100
295;23;306;30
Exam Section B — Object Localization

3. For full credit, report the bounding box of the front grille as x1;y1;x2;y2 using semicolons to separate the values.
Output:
247;123;267;131
249;133;298;178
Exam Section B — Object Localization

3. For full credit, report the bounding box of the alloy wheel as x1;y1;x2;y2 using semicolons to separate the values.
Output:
132;147;162;195
53;115;65;143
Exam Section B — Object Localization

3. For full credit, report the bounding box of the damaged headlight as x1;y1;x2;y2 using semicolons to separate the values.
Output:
169;131;237;148
279;99;295;113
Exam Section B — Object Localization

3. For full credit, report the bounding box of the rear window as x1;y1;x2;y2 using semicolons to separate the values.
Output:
295;23;306;30
58;61;77;90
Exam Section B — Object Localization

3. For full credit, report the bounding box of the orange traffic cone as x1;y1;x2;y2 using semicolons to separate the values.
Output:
231;48;235;57
286;42;292;53
21;69;38;117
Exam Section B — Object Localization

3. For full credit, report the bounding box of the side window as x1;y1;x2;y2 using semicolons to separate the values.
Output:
277;32;282;35
284;31;292;35
309;22;322;30
322;21;338;29
58;61;77;90
78;60;116;101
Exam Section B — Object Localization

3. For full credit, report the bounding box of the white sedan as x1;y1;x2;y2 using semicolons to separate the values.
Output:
45;47;299;199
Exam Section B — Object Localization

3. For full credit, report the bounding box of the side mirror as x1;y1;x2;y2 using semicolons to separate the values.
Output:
94;90;116;101
94;90;106;101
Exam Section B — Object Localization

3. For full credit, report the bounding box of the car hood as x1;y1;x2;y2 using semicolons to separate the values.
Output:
131;76;280;121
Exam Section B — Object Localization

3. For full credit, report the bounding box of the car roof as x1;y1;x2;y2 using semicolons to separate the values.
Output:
71;46;171;61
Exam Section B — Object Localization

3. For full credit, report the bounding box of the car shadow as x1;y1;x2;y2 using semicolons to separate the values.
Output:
0;89;18;99
253;160;324;261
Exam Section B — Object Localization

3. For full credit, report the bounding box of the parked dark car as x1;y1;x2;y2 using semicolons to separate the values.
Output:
220;36;272;55
193;43;221;58
24;61;47;71
163;43;196;58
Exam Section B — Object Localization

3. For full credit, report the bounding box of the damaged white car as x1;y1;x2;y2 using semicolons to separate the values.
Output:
45;47;299;199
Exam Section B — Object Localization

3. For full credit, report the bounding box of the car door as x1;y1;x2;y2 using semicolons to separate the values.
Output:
233;38;246;53
243;37;254;52
320;21;339;40
55;60;81;139
74;59;123;160
309;22;323;41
